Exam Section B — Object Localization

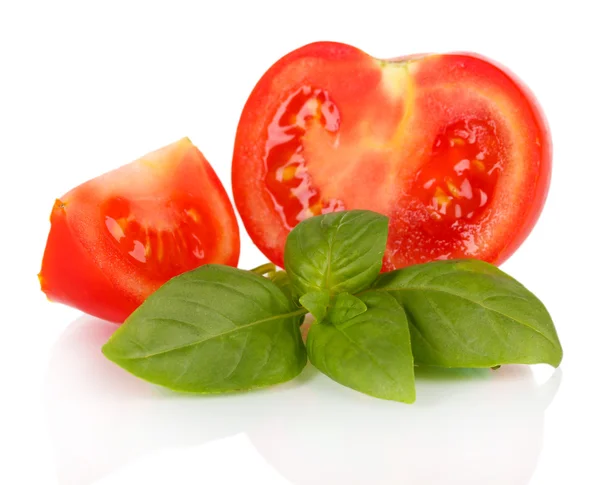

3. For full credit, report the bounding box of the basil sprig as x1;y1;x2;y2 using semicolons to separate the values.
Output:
103;210;563;403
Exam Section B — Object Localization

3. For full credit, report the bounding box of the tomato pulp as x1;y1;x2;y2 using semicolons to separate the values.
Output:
39;138;240;322
232;42;551;270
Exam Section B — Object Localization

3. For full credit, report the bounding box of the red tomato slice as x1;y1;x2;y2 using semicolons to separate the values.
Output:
39;138;240;322
232;42;551;270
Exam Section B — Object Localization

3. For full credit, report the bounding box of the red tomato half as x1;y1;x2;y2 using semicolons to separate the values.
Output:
39;138;240;322
232;42;551;270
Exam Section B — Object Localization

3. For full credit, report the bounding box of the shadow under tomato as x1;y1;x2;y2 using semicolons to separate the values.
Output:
45;314;561;485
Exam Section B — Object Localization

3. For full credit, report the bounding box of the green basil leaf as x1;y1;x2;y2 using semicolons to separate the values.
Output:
307;292;415;403
284;210;388;297
102;265;307;393
328;292;367;326
299;290;330;323
368;259;563;368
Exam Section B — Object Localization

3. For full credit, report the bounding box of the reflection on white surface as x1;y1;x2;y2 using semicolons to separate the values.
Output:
45;316;561;485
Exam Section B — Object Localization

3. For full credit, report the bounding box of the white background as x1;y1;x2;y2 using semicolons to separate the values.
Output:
1;1;599;484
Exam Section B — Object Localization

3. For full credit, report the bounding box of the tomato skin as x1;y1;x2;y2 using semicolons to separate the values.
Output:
39;200;140;322
39;138;240;323
232;42;551;270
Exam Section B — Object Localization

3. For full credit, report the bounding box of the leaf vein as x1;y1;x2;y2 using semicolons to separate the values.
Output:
118;308;307;360
366;286;557;348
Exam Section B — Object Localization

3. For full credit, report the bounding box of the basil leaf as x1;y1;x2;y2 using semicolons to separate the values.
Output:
299;290;330;323
102;265;307;393
284;210;388;297
368;259;563;368
307;292;415;403
328;292;367;326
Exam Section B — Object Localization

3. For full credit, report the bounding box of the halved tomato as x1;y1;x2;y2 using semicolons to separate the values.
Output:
232;42;551;270
39;138;240;323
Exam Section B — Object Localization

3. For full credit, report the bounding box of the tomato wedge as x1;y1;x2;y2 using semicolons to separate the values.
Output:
39;138;240;323
232;42;551;270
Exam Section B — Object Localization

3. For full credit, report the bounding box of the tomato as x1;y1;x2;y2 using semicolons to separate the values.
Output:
232;42;551;270
39;138;240;323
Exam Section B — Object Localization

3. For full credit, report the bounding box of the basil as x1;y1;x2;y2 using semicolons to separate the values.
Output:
328;292;367;325
284;210;388;297
367;259;563;368
102;265;307;393
307;292;415;403
102;210;563;404
299;290;330;323
299;290;368;325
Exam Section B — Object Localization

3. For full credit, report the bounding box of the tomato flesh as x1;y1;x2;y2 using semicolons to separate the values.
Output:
415;118;500;222
101;194;218;281
232;42;551;270
265;86;344;228
40;138;240;322
387;117;503;263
